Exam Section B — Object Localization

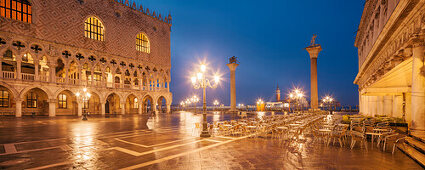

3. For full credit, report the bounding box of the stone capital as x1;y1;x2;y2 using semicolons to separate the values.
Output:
410;34;425;47
226;63;239;71
305;45;322;59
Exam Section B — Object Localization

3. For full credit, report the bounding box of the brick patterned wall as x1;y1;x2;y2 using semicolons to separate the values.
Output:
0;0;171;68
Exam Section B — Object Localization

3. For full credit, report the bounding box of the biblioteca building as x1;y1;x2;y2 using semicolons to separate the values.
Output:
355;0;425;131
0;0;173;117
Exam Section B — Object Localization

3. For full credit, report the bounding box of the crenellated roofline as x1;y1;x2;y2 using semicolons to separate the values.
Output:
113;0;172;26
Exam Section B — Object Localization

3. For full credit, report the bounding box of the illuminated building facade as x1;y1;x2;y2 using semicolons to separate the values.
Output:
0;0;172;117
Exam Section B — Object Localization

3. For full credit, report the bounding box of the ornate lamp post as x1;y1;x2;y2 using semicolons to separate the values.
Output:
185;99;191;111
191;64;220;137
289;88;304;113
76;87;91;120
213;100;219;111
322;95;334;114
191;95;199;113
180;101;185;111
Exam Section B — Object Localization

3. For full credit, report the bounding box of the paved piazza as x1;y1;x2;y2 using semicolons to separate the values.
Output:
0;112;421;169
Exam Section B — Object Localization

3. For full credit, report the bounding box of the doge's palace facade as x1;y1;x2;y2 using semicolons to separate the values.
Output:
0;0;172;117
355;0;425;131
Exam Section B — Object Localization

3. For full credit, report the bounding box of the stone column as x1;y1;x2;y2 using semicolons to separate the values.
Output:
0;58;3;78
362;95;368;116
121;99;125;115
305;45;322;111
49;63;56;83
377;96;384;116
411;42;425;131
383;96;393;117
371;96;378;117
34;60;39;81
359;92;363;114
48;99;56;117
153;99;158;114
15;98;22;117
77;101;82;116
166;104;171;113
138;100;143;114
100;102;105;115
16;58;21;79
227;62;239;112
393;95;402;118
65;68;69;84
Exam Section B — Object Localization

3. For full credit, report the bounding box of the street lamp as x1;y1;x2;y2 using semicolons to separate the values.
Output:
256;99;264;111
213;100;219;111
191;95;199;113
191;64;220;137
180;101;185;111
76;87;91;120
322;95;334;114
289;88;304;113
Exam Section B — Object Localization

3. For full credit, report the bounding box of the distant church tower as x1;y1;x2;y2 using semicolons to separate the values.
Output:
276;83;281;102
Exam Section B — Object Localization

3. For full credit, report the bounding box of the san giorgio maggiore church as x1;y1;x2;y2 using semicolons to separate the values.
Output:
0;0;173;117
355;0;425;132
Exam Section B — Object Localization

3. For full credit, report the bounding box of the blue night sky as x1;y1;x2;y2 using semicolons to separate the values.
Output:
136;0;364;106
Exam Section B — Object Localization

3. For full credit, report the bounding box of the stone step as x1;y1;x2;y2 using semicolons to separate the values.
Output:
398;142;425;168
405;137;425;155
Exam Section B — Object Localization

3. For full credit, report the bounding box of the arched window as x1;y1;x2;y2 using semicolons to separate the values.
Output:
0;0;32;23
58;94;67;109
0;90;9;107
84;16;104;41
136;33;150;53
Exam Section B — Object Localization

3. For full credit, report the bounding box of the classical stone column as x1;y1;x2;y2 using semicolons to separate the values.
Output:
121;102;125;115
48;99;56;117
65;68;69;84
362;95;368;116
138;101;143;114
153;99;158;114
377;96;384;115
166;104;171;113
393;95;402;118
101;102;106;115
15;99;22;117
305;44;322;110
16;58;21;80
50;63;56;83
411;42;425;131
0;58;3;78
359;92;364;115
77;101;82;116
383;96;393;117
34;60;39;81
227;62;239;112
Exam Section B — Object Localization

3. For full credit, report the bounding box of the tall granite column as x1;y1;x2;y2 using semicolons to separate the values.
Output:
227;62;239;112
411;40;425;131
305;44;322;111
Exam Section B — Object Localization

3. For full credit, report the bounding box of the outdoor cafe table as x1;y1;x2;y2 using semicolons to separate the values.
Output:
277;126;288;130
366;132;384;145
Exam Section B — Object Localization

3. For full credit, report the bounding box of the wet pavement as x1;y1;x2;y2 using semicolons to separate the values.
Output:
0;111;422;169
